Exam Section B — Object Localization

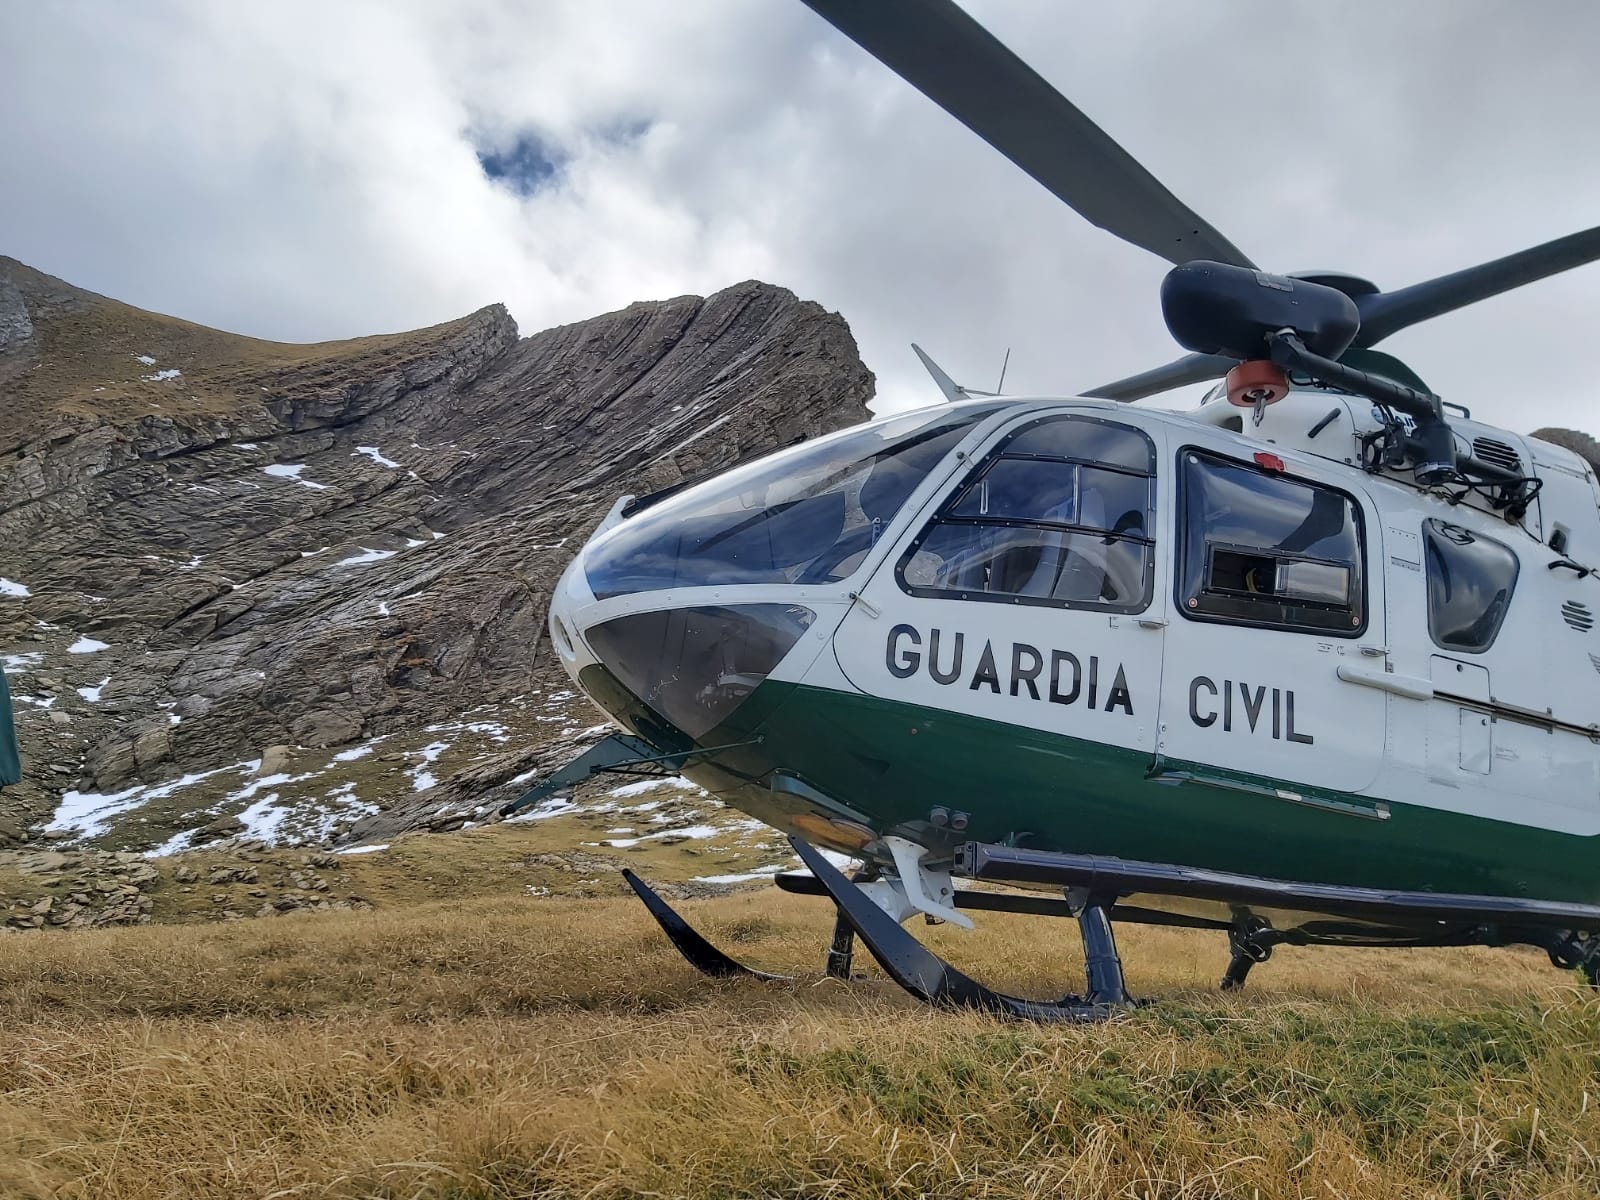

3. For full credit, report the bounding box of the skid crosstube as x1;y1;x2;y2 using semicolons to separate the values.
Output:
621;850;1125;1020
786;837;1124;1022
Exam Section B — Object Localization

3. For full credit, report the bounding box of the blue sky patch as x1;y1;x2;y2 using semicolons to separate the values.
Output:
476;132;564;196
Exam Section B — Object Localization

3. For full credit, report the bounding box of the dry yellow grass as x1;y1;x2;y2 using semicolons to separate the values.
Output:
2;880;1598;1199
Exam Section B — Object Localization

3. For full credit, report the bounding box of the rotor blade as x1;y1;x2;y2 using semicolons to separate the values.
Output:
1355;225;1600;348
1081;351;1235;402
798;0;1254;268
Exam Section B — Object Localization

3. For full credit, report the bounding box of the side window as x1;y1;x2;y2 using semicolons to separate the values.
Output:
1422;519;1518;652
897;415;1155;613
1178;450;1365;636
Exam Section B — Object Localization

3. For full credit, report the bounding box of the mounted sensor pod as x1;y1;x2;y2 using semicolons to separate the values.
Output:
1160;262;1360;362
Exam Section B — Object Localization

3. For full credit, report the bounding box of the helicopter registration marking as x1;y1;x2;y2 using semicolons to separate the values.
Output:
1188;676;1314;744
885;624;1134;715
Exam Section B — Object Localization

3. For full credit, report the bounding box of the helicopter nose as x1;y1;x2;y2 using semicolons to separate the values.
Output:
578;602;816;741
547;551;598;684
547;545;817;743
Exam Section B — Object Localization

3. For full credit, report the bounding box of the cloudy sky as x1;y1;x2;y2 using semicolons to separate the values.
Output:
4;0;1598;430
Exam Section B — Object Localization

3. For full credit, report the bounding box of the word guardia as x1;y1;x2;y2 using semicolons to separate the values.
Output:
885;624;1134;715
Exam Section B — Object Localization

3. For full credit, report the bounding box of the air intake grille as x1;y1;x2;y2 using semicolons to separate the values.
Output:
1563;600;1594;631
1589;653;1600;677
1473;437;1523;475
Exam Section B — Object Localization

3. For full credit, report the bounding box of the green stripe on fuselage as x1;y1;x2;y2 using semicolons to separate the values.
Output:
696;680;1596;905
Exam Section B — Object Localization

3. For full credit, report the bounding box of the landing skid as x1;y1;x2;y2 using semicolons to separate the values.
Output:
622;869;787;981
790;837;1130;1021
620;841;1133;1022
623;839;1600;1020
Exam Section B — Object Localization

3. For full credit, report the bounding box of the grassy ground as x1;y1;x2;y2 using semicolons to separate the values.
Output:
2;845;1598;1199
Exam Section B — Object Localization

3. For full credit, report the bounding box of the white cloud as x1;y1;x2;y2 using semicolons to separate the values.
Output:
2;1;1598;433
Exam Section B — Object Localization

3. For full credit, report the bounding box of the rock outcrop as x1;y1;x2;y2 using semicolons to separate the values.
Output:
1531;427;1600;477
0;256;874;849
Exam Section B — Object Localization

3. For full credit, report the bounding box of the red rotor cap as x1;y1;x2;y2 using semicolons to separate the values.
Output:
1226;360;1289;408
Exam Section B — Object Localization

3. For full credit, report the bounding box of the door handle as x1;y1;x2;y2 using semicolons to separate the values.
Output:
1336;664;1432;701
847;591;881;618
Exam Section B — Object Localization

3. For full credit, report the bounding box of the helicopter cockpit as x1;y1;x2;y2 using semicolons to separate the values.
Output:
549;401;1010;742
583;404;1003;599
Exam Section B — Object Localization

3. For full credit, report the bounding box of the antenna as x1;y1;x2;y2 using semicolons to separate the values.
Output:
996;347;1011;393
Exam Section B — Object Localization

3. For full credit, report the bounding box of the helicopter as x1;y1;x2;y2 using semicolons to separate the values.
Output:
504;0;1600;1021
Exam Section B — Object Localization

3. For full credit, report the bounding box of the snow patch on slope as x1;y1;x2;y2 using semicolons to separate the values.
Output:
50;760;261;839
335;548;396;567
354;446;401;469
263;464;331;490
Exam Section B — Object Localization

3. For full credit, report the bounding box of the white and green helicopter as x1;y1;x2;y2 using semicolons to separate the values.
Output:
507;0;1600;1019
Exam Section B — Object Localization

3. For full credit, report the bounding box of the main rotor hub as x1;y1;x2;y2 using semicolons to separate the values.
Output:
1161;261;1361;363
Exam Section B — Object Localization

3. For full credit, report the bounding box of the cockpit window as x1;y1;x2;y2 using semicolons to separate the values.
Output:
897;414;1156;612
583;403;1006;600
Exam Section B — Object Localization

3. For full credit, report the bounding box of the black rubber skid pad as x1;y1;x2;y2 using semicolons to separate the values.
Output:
787;836;1118;1023
621;868;788;981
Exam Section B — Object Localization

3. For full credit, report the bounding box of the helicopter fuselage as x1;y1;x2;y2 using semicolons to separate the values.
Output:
546;393;1600;912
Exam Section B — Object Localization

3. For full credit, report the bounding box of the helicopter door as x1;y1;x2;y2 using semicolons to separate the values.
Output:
1155;446;1384;796
830;411;1166;761
1387;515;1599;830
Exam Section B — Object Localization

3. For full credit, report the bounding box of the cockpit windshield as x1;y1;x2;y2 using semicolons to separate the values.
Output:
584;403;1007;600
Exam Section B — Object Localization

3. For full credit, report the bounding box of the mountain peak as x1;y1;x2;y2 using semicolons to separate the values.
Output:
0;260;873;854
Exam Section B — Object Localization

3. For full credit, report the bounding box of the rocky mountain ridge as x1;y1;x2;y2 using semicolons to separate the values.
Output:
0;256;874;853
5;256;1598;866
